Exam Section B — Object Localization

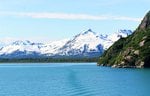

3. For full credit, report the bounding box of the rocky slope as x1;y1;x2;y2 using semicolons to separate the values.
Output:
98;11;150;68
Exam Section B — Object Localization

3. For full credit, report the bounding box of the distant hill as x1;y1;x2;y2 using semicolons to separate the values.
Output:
98;11;150;68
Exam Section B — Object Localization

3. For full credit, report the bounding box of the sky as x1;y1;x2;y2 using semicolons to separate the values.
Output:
0;0;149;44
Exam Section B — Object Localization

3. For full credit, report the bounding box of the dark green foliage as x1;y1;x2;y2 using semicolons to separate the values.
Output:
98;38;126;66
0;57;99;63
98;11;150;68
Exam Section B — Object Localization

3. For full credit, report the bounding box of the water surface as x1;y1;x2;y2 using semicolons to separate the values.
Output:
0;63;149;96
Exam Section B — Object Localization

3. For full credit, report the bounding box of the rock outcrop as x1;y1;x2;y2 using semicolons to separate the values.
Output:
98;11;150;68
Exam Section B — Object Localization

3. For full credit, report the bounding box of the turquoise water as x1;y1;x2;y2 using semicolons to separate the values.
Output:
0;63;149;96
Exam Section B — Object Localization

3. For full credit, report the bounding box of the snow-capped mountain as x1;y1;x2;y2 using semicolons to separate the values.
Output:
0;40;43;58
107;29;132;42
40;39;69;55
56;29;104;57
0;29;132;58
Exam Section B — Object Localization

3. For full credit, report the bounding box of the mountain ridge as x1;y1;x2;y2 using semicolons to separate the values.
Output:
98;11;150;68
0;29;132;59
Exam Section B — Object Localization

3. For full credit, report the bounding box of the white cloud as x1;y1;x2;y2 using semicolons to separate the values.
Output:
0;12;141;22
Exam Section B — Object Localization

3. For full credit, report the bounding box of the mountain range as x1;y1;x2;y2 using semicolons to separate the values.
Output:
0;29;132;59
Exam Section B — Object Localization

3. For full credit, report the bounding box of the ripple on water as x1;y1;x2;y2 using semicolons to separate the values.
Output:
0;63;149;96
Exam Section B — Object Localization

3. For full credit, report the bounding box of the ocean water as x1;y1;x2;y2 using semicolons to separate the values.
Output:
0;63;149;96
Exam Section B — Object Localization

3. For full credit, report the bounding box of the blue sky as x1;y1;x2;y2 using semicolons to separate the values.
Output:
0;0;149;43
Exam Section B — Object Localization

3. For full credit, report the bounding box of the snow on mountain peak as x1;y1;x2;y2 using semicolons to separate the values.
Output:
81;29;96;35
0;29;133;58
0;40;43;55
56;29;104;56
107;29;133;42
11;40;44;46
40;39;69;55
118;29;132;35
11;40;32;45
